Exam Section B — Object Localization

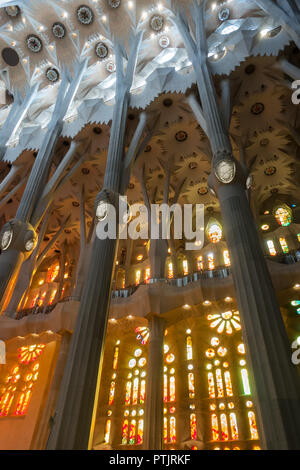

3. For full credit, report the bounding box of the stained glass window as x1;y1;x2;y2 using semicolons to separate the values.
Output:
164;374;168;403
170;416;176;442
207;222;222;244
129;420;136;444
136;327;149;345
241;369;251;395
207;311;241;335
229;413;239;440
223;250;231;267
208;372;216;398
137;419;144;444
267;240;276;256
224;371;233;397
113;347;119;370
186;336;193;360
132;378;139;405
108;381;115;405
46;264;59;283
248;411;259;440
190;413;197;440
275;205;292;227
140;379;146;404
122;419;129;444
168;262;174;279
220;413;229;441
48;289;57;305
183;260;189;276
144;268;151;282
211;414;219;441
215;369;224;398
104;419;111;443
188;372;195;399
279;237;289;254
135;270;141;285
208;253;215;270
169;376;176;402
197;256;204;271
125;381;132;405
163;417;168;443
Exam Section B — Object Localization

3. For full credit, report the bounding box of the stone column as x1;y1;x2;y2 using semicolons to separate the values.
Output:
46;35;143;450
143;315;165;450
0;61;87;310
175;3;300;450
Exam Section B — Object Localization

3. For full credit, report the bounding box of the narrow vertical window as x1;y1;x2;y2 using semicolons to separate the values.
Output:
137;419;144;444
220;413;229;441
279;237;289;254
186;336;193;360
108;381;115;405
129;420;136;445
144;268;151;282
190;413;197;440
135;270;141;285
169;375;176;402
170;416;176;442
241;369;251;395
168;262;174;279
208;253;215;270
140;379;146;404
248;411;259;440
229;412;239;440
104;419;111;443
113;347;119;370
197;255;203;271
125;381;132;405
224;371;233;397
163;374;168;403
183;259;189;275
208;372;215;398
132;378;139;405
267;240;276;256
215;369;224;398
188;372;195;399
163;417;168;443
122;419;129;445
211;414;219;441
223;250;231;267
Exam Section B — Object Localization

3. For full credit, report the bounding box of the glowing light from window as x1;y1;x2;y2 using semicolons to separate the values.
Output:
208;253;215;270
267;240;276;256
279;237;289;254
248;411;259;439
164;374;168;403
186;336;193;360
237;343;245;354
208;372;216;398
207;222;222;243
190;413;197;440
125;381;132;405
223;250;231;267
136;326;149;345
220;413;229;441
211;414;219;441
137;419;144;444
170;416;176;442
188;372;195;399
128;358;136;368
183;260;189;275
206;348;215;358
113;347;119;370
163;417;168;443
168;262;174;278
144;268;151;282
104;419;111;443
108;381;115;405
46;264;59;283
18;344;45;364
224;371;233;397
170;376;176;402
197;255;204;271
140;380;146;404
135;270;141;285
122;419;129;444
129;420;136;445
166;353;175;364
49;289;57;305
241;369;251;395
216;369;224;398
132;378;139;405
207;311;241;334
275;205;292;227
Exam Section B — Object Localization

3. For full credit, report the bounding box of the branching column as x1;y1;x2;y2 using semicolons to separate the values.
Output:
175;3;300;450
143;315;165;450
0;61;87;311
46;35;143;450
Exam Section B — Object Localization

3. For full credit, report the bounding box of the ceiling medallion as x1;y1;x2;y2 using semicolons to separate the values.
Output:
264;166;277;176
175;130;188;142
82;168;90;175
163;98;172;107
5;5;20;17
218;7;230;22
260;138;269;147
245;64;255;75
95;42;109;59
159;35;170;48
144;145;152;153
46;67;60;82
52;22;66;39
189;162;198;170
251;102;265;115
108;0;121;8
77;5;94;25
26;35;43;53
198;187;208;196
150;14;164;32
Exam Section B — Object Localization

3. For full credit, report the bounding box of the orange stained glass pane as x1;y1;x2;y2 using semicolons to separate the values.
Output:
215;369;224;398
208;372;215;398
208;253;215;270
144;268;151;283
163;374;168;403
132;378;139;405
211;414;219;441
163;417;168;443
279;237;289;254
14;390;32;416
248;411;259;440
113;347;119;370
129;420;136;445
224;371;233;397
137;419;144;445
18;344;45;364
186;336;193;361
190;413;197;440
169;375;176;402
223;250;231;267
170;416;176;442
104;419;111;443
220;413;229;441
229;412;239;440
168;263;174;279
125;381;132;405
140;379;146;404
108;381;115;406
197;256;204;271
122;419;129;445
188;372;195;399
183;260;189;275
